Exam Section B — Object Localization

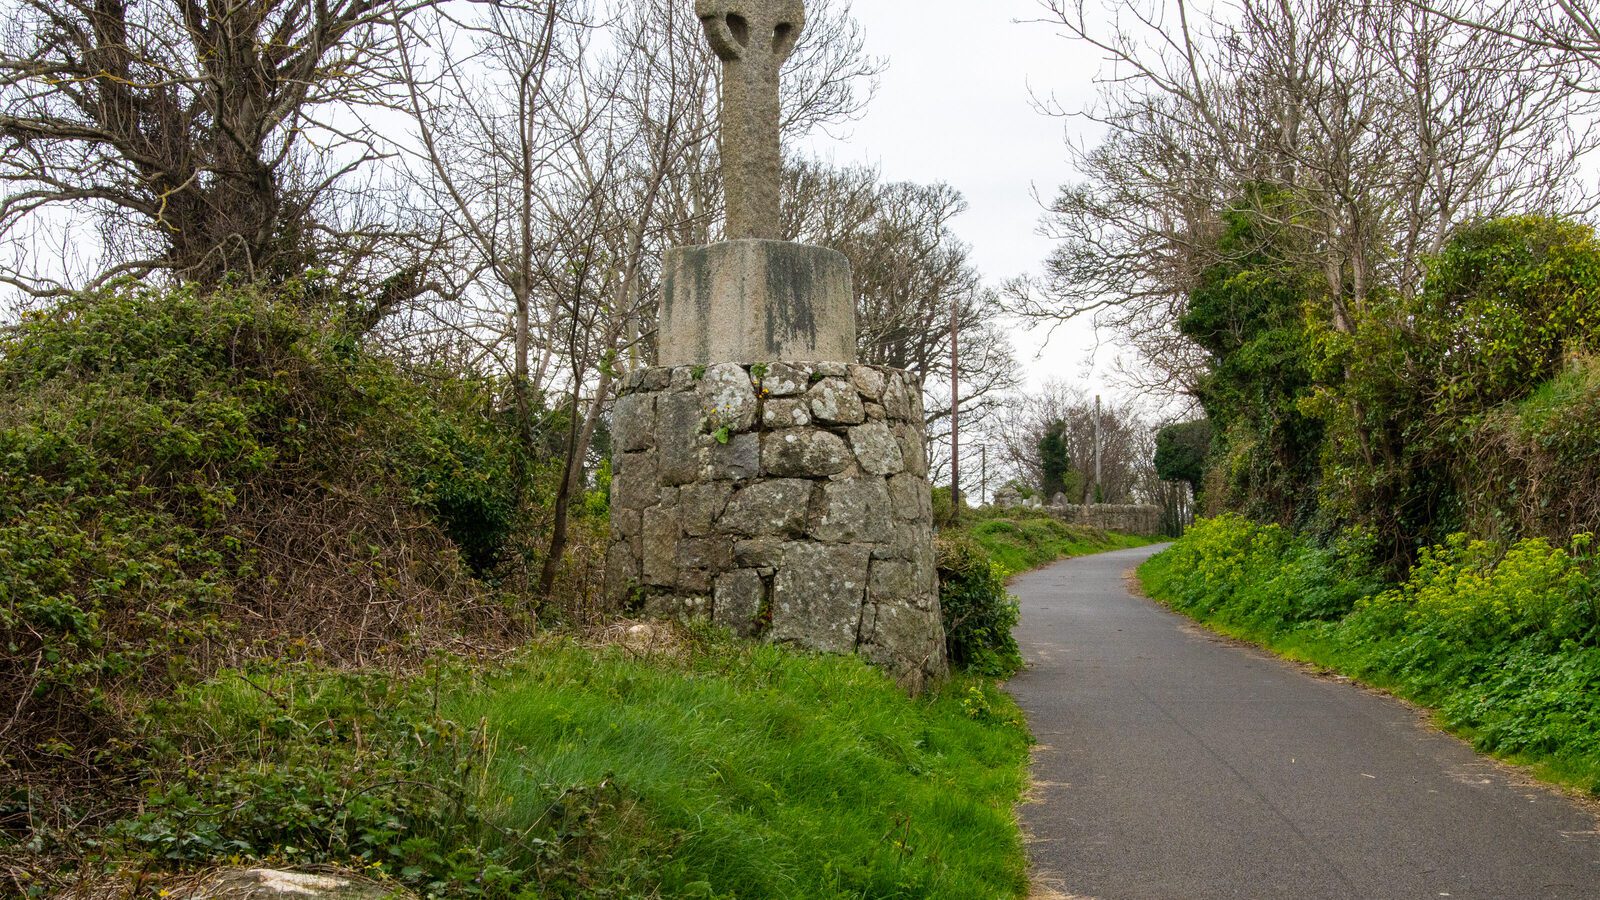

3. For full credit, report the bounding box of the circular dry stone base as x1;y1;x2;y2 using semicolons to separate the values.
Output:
606;361;948;692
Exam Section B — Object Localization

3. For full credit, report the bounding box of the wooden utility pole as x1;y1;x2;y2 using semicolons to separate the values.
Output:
950;289;961;524
1093;394;1103;504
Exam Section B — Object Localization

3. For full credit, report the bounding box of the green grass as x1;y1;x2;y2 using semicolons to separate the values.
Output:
961;511;1160;575
1139;516;1600;797
112;632;1033;899
445;638;1031;899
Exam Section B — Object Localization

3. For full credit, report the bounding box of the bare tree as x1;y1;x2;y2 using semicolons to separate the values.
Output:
1413;0;1600;93
1014;0;1597;398
993;381;1157;505
0;0;440;300
785;160;1020;458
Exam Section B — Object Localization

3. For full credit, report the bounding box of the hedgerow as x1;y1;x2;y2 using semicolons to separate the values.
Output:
0;281;534;838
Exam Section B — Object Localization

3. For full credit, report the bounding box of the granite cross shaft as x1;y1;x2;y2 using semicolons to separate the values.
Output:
697;0;805;241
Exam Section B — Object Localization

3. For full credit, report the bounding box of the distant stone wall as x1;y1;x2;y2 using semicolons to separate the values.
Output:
1048;502;1163;536
606;361;947;692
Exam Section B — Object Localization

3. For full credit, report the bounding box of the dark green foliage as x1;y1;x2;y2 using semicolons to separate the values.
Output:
936;535;1024;677
1144;518;1600;794
1311;215;1600;564
1037;420;1080;500
0;282;528;833
1154;419;1213;497
931;484;967;525
1179;195;1323;526
1183;209;1600;567
1466;357;1600;541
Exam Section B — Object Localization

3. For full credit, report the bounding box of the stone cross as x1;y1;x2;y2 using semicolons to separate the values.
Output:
696;0;805;241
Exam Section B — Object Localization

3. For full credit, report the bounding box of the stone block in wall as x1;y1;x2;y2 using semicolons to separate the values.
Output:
869;559;922;602
708;432;761;481
605;542;639;606
761;428;851;477
872;521;928;562
677;537;734;575
612;508;643;542
644;594;712;622
699;362;759;433
858;602;947;694
612;393;656;452
676;568;713;594
848;422;905;476
613;452;659;511
887;475;925;522
720;479;815;537
771;542;870;653
809;377;866;425
762;397;813;429
881;377;912;421
849;365;887;401
892;424;929;478
734;538;785;569
657;393;707;485
680;483;734;537
811;478;893;544
607;362;946;691
760;362;811;397
714;569;766;638
642;503;680;587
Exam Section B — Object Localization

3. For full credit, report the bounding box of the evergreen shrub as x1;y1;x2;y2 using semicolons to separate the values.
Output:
936;535;1023;677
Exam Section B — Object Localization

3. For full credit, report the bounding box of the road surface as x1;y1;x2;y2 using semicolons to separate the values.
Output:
1007;544;1600;900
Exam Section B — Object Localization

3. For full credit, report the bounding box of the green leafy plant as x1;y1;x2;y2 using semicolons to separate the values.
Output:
936;536;1024;677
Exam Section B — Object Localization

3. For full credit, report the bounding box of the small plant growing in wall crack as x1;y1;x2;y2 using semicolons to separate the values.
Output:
691;364;707;380
713;425;733;445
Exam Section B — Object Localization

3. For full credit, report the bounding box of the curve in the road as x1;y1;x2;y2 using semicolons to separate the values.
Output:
1007;544;1600;900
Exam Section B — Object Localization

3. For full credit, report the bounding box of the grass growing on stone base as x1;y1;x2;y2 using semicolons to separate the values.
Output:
95;629;1032;899
960;510;1161;575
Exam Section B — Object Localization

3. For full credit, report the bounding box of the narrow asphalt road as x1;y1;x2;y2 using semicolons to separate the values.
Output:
1007;545;1600;900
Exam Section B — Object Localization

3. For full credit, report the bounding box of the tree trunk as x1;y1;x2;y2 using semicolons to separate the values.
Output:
538;383;586;598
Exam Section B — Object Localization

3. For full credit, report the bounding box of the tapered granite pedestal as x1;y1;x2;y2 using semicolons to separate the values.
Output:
606;241;947;691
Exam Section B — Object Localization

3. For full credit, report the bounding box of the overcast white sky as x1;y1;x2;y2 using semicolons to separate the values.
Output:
799;0;1124;399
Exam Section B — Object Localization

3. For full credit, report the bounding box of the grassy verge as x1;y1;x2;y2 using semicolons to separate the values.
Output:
960;510;1161;575
1139;515;1600;796
70;629;1031;899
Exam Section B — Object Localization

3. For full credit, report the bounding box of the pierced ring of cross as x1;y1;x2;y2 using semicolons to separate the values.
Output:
696;0;806;63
